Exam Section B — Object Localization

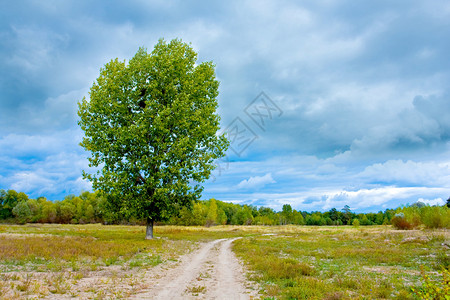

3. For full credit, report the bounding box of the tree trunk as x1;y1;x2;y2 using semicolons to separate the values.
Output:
145;218;154;240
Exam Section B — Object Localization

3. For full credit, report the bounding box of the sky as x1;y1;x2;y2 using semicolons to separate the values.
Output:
1;0;450;212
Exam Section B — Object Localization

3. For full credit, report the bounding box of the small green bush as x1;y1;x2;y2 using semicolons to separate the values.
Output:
265;258;315;279
435;251;450;271
411;267;450;299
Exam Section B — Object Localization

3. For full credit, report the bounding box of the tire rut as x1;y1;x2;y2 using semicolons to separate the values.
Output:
132;238;259;299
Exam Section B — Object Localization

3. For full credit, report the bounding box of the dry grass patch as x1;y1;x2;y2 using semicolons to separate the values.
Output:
0;224;200;299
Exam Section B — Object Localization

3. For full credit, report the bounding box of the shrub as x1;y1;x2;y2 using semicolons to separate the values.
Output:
435;251;450;271
391;213;414;230
411;267;450;299
421;206;450;229
265;258;315;279
394;205;450;229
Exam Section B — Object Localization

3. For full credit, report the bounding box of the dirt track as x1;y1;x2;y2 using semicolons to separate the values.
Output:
132;238;259;299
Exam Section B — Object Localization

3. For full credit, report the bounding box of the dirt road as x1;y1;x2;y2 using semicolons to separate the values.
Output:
132;238;259;299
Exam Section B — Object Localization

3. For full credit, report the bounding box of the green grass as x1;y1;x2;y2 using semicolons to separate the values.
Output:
0;224;448;299
0;227;182;272
233;226;450;299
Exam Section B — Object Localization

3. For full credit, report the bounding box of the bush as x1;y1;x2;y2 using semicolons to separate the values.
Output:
265;258;315;279
392;205;450;229
421;206;450;229
435;251;450;271
391;213;414;230
411;267;450;299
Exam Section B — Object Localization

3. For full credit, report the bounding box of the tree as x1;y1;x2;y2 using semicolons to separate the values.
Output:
85;204;95;223
359;214;371;226
192;202;207;226
177;206;195;225
40;200;57;223
280;204;293;225
0;189;28;219
78;39;228;239
292;210;305;225
206;198;218;226
328;208;338;221
375;211;384;225
0;189;10;219
232;205;254;225
58;202;76;224
26;199;40;222
447;197;450;208
342;205;353;225
216;208;227;225
12;201;32;224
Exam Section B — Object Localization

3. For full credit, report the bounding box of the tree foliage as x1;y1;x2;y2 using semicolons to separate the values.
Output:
2;189;449;229
78;39;228;238
0;189;28;219
392;205;450;229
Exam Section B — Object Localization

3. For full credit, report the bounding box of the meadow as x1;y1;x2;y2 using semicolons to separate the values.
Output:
0;224;448;299
233;226;449;299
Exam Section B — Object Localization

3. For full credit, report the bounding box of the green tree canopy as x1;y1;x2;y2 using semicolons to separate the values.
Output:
78;39;228;239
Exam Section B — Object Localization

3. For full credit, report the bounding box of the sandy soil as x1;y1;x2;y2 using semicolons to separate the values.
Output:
131;238;260;299
0;237;259;299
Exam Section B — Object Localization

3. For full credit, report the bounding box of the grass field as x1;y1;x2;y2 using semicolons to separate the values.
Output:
0;224;248;299
233;226;450;299
0;224;448;299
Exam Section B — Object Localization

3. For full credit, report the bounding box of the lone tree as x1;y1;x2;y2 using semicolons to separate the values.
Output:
78;39;228;239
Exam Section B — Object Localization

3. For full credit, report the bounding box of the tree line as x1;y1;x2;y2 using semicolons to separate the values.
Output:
1;189;448;228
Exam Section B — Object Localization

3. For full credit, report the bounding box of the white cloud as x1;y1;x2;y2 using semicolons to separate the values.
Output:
237;173;275;190
0;129;84;156
3;151;91;199
10;172;56;195
74;176;93;192
214;186;450;212
205;153;450;212
360;159;450;187
0;130;91;199
323;186;446;210
416;197;445;206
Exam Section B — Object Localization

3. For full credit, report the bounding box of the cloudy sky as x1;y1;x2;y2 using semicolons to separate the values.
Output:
1;0;450;212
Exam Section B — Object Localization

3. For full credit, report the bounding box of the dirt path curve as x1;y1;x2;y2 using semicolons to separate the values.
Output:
132;238;259;299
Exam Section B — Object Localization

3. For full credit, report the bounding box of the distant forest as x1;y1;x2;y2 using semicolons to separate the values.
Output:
1;189;449;229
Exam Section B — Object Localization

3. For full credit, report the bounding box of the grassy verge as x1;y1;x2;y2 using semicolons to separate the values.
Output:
233;225;449;299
